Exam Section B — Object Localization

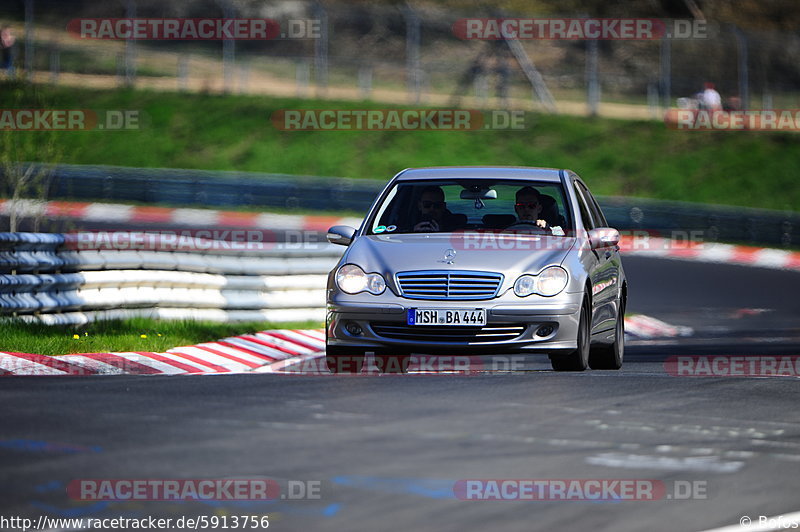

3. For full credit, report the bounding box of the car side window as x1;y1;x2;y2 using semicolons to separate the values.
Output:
572;182;595;231
577;182;608;227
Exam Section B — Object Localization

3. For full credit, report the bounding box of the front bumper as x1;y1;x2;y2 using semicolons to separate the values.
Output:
327;290;583;354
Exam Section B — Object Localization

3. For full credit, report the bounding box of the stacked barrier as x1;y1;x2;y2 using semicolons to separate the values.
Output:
0;232;344;325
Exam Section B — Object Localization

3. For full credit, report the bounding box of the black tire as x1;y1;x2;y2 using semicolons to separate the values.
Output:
589;299;625;370
325;345;364;374
375;352;411;374
550;297;590;371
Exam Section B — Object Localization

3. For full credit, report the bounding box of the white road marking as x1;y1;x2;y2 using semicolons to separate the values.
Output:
585;452;744;473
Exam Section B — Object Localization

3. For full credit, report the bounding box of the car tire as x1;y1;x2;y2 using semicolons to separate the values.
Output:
550;297;590;372
589;298;624;370
325;345;364;374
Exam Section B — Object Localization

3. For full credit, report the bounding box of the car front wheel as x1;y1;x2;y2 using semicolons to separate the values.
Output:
550;296;590;372
589;298;624;370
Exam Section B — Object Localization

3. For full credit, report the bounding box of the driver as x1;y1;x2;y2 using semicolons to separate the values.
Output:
514;186;549;229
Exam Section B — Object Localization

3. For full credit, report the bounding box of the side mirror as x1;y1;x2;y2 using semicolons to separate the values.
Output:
588;227;620;250
327;225;356;246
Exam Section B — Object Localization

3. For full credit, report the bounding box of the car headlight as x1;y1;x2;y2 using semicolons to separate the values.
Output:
514;266;569;297
336;264;386;295
513;275;537;297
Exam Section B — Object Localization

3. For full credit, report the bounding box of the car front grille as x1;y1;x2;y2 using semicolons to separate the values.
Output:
370;322;526;344
395;270;503;300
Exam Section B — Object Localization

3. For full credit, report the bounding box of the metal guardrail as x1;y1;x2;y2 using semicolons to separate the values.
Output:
600;196;799;248
16;163;384;212
0;232;344;325
5;164;799;247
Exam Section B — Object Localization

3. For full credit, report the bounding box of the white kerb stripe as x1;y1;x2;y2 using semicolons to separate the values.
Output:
221;337;294;360
168;346;255;372
256;213;305;230
294;329;326;341
61;355;125;375
272;329;326;350
0;354;67;375
254;332;315;355
111;352;197;374
187;344;272;366
172;208;221;226
84;203;134;222
753;248;792;269
695;244;736;263
195;342;279;363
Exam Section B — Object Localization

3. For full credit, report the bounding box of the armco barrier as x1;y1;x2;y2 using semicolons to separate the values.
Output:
0;232;344;325
4;163;798;247
9;163;384;212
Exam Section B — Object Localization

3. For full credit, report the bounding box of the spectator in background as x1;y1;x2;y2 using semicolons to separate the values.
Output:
0;25;16;76
700;82;722;111
495;54;510;106
724;95;742;112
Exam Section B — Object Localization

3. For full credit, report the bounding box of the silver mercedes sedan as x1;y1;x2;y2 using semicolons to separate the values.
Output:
325;167;627;373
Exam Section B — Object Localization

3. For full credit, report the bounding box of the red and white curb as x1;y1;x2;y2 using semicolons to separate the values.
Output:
619;235;800;272
0;199;361;232
0;329;325;376
624;314;693;340
0;316;691;376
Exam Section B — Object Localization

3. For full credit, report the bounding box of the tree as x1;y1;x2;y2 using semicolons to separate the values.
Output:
0;80;61;232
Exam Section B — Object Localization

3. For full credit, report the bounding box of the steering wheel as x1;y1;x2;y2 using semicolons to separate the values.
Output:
503;220;549;233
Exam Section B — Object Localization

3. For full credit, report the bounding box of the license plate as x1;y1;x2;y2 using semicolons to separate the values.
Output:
407;309;486;326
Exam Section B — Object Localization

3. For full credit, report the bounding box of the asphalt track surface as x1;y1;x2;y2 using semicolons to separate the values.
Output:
1;256;799;532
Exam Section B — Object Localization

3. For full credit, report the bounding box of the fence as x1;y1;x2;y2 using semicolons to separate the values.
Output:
0;231;344;325
1;2;798;116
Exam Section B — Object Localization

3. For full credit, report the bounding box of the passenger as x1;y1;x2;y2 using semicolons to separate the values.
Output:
412;186;463;232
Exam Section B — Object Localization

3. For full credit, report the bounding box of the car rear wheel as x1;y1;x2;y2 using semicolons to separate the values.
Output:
325;345;364;374
589;299;624;370
550;297;589;371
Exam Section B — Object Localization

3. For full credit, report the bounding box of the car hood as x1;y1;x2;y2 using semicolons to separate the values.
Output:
343;233;577;276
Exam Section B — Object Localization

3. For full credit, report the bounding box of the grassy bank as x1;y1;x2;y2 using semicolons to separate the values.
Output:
0;318;322;356
2;81;799;211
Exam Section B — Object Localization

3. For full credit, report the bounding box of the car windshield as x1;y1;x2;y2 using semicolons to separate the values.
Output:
367;179;574;236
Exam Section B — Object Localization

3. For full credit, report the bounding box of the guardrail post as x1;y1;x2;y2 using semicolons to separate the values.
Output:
313;2;329;96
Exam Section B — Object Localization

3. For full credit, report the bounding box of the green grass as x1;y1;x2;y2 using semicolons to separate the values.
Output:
0;318;322;356
2;81;799;212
